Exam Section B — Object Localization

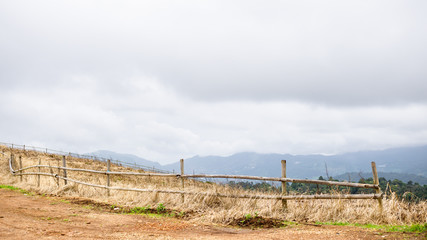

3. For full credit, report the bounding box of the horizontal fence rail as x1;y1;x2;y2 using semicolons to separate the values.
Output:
4;149;384;210
10;171;385;200
15;164;379;189
0;142;171;174
184;174;379;189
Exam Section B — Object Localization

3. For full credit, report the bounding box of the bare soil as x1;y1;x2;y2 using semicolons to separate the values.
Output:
0;188;424;240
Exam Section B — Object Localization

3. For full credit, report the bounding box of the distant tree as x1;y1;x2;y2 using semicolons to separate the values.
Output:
227;176;427;201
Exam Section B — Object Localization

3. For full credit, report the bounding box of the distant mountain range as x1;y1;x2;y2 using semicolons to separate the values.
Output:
88;145;427;185
88;150;162;169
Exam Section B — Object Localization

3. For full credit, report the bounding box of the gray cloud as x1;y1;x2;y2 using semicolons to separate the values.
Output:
1;75;426;163
2;1;427;105
1;1;427;163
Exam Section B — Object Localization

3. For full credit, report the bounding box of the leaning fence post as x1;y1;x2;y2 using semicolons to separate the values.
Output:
19;155;23;182
10;153;14;172
371;161;383;213
62;155;67;185
107;159;111;196
281;160;288;210
180;159;185;203
37;158;41;187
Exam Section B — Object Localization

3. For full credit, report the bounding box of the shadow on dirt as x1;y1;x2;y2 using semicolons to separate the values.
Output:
230;216;285;228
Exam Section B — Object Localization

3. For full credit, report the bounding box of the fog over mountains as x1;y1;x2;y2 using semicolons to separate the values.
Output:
2;2;427;165
89;145;427;185
89;150;162;169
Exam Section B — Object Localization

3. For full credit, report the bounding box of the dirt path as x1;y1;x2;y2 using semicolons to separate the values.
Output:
0;188;423;240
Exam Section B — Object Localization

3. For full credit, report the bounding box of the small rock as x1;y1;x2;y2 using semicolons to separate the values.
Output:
0;216;4;218
86;222;91;224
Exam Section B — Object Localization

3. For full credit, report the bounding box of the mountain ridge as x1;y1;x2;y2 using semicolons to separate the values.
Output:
87;150;162;169
88;145;427;184
163;145;427;180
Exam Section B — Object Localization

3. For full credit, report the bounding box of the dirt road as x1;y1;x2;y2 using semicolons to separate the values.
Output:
0;188;422;239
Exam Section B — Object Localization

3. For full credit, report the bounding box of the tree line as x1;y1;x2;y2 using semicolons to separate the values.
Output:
226;176;427;202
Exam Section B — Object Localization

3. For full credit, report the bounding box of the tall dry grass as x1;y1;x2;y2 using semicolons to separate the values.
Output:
0;145;426;225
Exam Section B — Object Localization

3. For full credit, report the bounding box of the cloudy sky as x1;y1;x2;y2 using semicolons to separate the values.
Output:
1;1;427;164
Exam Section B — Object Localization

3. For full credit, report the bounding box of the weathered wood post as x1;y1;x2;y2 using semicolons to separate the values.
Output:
107;159;111;196
281;160;288;210
180;159;185;203
11;153;15;173
371;161;383;213
37;158;41;187
19;155;23;182
62;155;67;185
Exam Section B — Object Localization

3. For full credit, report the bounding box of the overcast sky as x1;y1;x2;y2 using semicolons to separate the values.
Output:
1;1;427;164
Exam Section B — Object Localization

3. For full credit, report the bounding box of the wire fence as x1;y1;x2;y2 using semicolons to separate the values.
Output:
0;142;171;174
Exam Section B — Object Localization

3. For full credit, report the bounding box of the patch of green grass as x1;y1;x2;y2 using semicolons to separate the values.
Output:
315;222;427;233
130;206;149;214
0;185;32;195
0;185;20;190
282;221;298;226
126;204;183;219
156;203;165;213
383;224;427;233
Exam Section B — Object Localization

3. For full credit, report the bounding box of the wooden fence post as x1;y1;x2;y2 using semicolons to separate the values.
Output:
37;158;41;187
19;155;23;182
107;159;111;196
180;159;185;203
62;156;67;185
10;153;13;170
281;160;288;210
371;161;383;213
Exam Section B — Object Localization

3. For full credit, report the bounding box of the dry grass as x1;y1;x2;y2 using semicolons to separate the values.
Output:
1;145;426;225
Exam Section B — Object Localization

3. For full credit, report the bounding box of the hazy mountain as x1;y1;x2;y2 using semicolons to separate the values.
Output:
163;145;427;181
87;146;427;184
88;150;162;169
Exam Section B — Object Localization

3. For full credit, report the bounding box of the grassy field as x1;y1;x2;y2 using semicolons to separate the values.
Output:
1;145;426;226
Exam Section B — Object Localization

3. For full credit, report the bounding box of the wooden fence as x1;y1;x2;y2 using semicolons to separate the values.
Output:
6;152;383;211
0;142;171;174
